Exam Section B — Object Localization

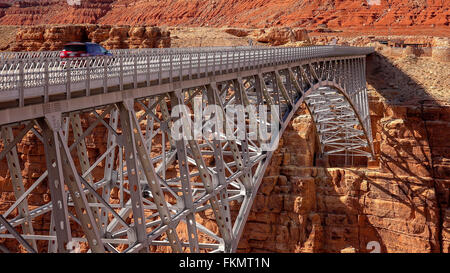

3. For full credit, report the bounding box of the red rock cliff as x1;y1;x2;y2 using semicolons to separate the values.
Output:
0;0;448;28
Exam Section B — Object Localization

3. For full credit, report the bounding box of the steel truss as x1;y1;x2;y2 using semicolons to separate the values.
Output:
0;48;373;253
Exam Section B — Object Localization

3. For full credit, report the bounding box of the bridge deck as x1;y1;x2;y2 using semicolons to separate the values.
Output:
0;46;373;126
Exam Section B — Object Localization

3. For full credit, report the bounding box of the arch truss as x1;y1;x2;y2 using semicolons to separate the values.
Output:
0;52;373;253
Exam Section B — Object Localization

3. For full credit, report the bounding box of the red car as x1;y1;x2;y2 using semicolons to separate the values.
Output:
60;42;112;58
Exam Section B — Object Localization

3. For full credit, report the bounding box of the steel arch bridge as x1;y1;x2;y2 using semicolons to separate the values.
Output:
0;46;374;253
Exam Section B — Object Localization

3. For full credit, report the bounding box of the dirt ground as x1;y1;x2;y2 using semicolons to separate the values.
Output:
169;27;263;47
308;26;450;39
367;54;450;105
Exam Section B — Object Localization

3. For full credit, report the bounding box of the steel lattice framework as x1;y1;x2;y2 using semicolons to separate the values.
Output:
0;46;374;253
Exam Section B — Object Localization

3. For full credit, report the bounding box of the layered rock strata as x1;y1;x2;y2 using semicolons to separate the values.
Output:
0;0;448;29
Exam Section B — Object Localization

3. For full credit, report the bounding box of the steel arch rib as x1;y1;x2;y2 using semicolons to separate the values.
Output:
305;81;374;157
230;79;374;251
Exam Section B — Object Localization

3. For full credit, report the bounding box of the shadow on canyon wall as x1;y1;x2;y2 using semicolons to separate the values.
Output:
363;52;446;252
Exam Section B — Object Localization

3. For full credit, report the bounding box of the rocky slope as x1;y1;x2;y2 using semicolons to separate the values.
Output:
0;0;448;29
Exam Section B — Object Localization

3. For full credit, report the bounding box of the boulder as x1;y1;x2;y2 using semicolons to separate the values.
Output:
224;28;249;37
255;27;309;46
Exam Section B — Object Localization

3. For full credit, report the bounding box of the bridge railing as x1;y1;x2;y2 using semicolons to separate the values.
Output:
0;46;258;60
0;46;374;106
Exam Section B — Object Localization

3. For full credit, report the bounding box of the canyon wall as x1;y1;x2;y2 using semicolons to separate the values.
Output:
0;0;448;29
0;0;114;25
6;24;171;51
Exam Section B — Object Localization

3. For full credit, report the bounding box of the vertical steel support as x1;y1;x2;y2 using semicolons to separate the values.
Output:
101;107;119;232
124;99;183;253
118;101;149;252
210;83;252;190
288;67;304;96
256;73;274;106
275;71;293;108
169;91;200;253
57;128;105;253
205;84;234;252
69;113;101;228
182;90;233;251
0;126;37;251
38;116;71;252
234;78;254;190
299;65;313;88
187;134;232;251
48;117;69;253
158;96;176;149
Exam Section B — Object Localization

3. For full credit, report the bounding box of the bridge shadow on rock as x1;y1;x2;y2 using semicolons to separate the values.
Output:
362;52;447;252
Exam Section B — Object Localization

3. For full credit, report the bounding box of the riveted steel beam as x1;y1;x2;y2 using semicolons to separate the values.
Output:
57;128;105;253
118;101;150;252
0;215;36;253
37;116;72;253
1;126;37;251
169;91;200;253
69;113;101;229
124;99;183;253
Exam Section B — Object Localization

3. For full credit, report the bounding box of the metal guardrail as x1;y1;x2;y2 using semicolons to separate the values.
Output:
0;46;374;106
0;46;257;60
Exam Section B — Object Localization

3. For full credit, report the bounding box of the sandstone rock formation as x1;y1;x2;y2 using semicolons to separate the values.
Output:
225;27;312;46
8;24;171;51
0;0;447;29
254;27;311;46
224;28;250;38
